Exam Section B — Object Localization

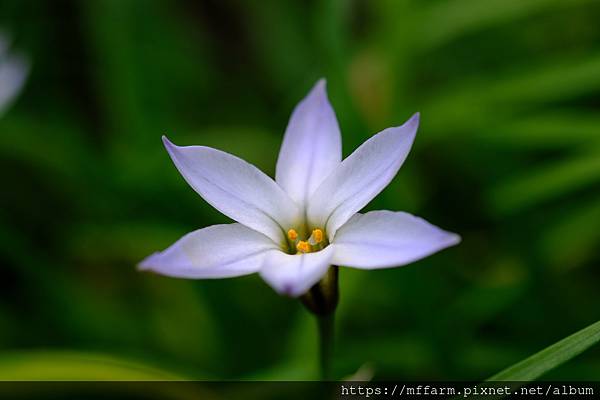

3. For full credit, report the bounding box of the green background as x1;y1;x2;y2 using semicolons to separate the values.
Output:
1;0;599;383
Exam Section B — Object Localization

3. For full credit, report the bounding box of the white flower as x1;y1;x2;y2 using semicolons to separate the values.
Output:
140;80;460;297
0;33;28;117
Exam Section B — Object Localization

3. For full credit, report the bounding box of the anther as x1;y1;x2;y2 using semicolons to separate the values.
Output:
308;228;324;246
296;241;310;253
312;229;323;244
287;229;298;241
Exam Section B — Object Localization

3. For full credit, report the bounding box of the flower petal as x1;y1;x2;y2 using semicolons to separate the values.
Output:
139;223;279;279
0;36;28;117
275;79;342;207
331;211;460;269
163;137;301;243
307;113;420;238
259;246;334;297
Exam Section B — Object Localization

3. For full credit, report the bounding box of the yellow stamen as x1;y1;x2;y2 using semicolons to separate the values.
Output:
287;229;298;241
296;240;310;253
312;229;324;244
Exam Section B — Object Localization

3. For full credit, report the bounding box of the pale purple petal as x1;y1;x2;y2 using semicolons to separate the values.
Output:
307;113;419;238
331;211;460;269
259;246;334;297
163;137;301;243
139;223;279;279
275;79;342;208
0;35;28;117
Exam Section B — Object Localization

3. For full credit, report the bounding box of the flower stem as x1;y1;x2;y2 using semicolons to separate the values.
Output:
300;266;339;380
317;313;335;380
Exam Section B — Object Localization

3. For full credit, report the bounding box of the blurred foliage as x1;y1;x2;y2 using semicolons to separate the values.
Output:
0;0;599;382
0;350;186;380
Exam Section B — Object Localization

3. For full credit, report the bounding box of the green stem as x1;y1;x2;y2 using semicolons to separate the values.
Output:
300;266;339;380
317;313;335;380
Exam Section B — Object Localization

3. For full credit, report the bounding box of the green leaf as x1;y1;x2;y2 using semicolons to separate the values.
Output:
423;54;600;136
0;350;187;380
489;152;600;215
419;0;593;49
475;112;600;149
488;319;600;380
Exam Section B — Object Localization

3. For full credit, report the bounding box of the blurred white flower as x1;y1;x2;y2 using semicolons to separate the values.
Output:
0;32;28;117
140;80;460;296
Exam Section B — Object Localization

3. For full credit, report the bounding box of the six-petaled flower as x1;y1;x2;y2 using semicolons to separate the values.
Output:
139;80;460;297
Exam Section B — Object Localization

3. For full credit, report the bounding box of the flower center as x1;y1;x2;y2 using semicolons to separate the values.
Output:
286;228;328;254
